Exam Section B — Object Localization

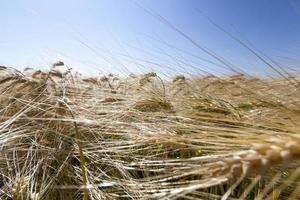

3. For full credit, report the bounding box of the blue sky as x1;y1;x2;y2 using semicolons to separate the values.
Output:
1;0;300;76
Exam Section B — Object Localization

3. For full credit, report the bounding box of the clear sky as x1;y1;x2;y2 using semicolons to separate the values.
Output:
1;0;300;76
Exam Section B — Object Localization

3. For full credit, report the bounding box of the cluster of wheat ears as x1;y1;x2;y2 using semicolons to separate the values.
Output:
0;63;299;200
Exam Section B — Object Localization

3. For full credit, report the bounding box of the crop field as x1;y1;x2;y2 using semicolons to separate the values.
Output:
0;64;299;199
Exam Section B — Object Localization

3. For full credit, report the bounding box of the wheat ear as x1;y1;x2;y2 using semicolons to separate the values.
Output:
208;136;300;199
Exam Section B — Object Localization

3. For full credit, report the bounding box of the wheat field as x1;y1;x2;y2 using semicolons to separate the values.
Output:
0;64;300;200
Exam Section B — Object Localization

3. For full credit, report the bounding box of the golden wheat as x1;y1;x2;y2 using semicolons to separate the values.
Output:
0;65;299;199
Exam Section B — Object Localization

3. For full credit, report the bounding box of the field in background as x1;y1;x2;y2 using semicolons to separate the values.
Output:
0;64;300;199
